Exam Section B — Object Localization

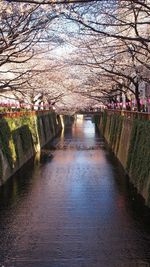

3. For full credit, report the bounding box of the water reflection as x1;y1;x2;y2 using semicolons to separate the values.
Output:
72;115;95;138
0;115;150;267
0;159;35;209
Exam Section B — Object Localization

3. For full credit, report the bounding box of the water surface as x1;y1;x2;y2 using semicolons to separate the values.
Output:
0;115;150;267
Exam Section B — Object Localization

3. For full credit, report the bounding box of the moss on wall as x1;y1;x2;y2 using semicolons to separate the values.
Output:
127;120;150;194
95;111;150;207
96;112;123;150
36;112;57;144
102;111;107;133
12;125;33;164
6;115;39;149
0;118;15;169
109;114;123;152
0;112;61;184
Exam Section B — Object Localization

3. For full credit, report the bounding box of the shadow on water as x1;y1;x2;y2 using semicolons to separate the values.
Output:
0;158;36;209
104;146;150;232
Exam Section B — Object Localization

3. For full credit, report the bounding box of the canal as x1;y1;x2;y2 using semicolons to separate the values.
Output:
0;115;150;267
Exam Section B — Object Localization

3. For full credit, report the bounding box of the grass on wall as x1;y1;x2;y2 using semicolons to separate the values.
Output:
19;116;39;147
127;120;150;197
94;111;150;206
94;112;123;152
93;112;107;133
0;118;16;169
0;112;58;181
36;112;55;142
108;114;123;151
102;111;107;133
0;115;38;176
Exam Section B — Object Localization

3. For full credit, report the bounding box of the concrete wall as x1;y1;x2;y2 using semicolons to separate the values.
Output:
0;112;62;186
96;112;150;207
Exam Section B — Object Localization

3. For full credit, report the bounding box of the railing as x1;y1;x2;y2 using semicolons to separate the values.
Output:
77;111;102;115
0;108;150;120
106;109;150;120
0;109;52;119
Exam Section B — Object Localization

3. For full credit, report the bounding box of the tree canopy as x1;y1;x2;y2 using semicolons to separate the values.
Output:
0;0;150;111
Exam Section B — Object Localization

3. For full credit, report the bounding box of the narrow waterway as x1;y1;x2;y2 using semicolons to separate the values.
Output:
0;115;150;267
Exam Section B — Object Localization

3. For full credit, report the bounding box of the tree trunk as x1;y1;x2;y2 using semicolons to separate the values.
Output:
135;83;141;112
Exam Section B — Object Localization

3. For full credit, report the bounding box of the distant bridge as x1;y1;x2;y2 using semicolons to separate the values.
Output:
76;111;101;115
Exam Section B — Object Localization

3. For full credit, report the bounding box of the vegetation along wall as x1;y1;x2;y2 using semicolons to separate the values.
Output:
94;111;150;207
0;111;62;186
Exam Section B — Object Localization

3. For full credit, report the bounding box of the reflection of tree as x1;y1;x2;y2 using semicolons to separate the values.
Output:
0;157;35;207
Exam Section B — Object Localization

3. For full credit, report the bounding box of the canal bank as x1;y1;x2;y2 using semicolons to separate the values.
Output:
0;111;62;186
94;110;150;207
0;115;150;267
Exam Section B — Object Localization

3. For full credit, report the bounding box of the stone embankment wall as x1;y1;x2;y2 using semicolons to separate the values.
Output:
0;111;62;186
95;111;150;207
